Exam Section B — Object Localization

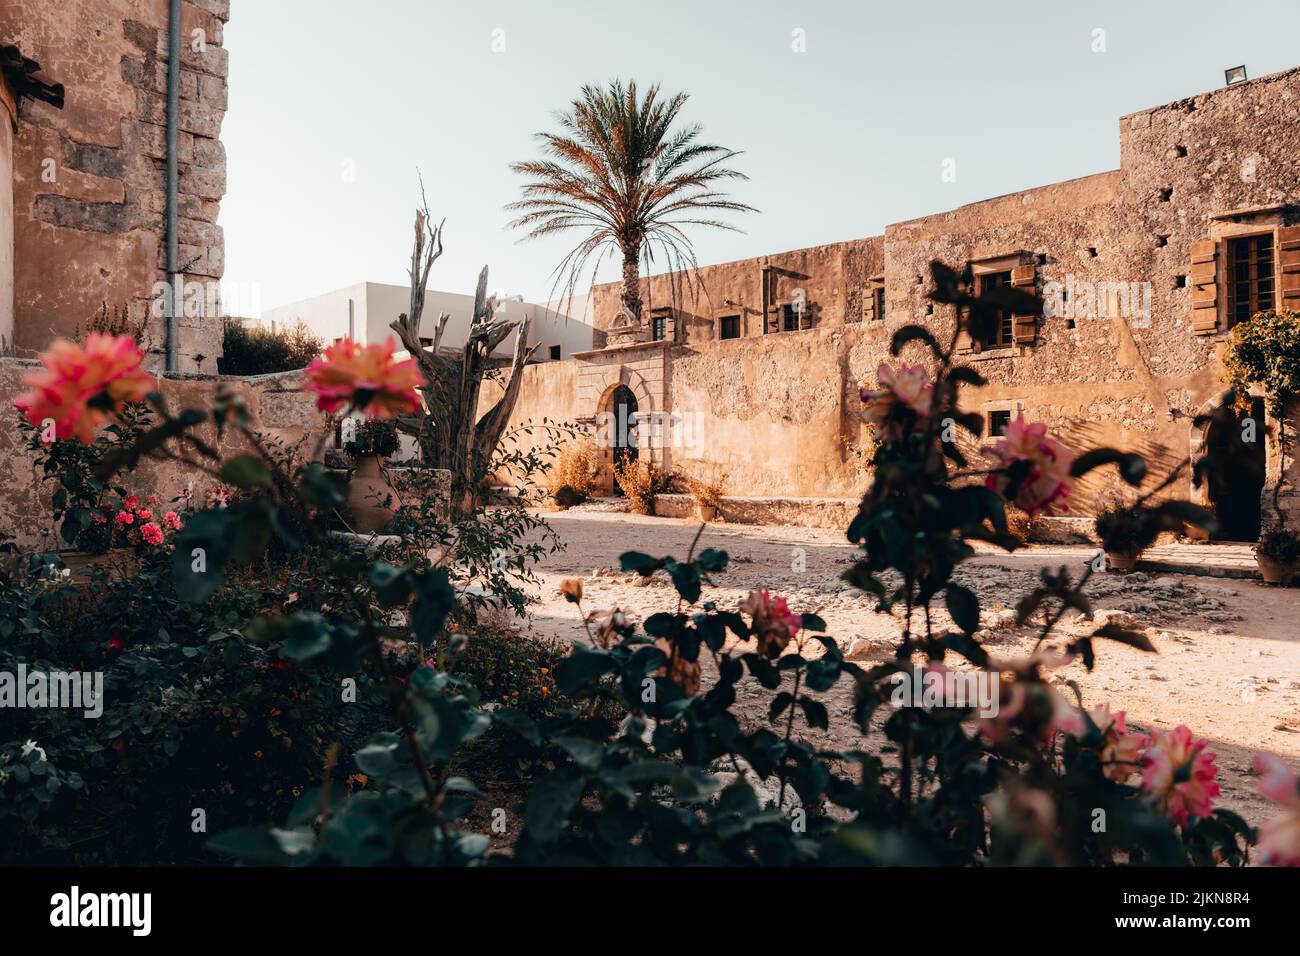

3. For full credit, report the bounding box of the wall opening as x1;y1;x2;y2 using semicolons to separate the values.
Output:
1203;396;1266;541
600;383;638;495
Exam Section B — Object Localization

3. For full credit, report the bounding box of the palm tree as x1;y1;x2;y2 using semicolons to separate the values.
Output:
508;79;755;327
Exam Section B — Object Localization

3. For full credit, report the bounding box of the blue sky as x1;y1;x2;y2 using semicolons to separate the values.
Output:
220;0;1300;315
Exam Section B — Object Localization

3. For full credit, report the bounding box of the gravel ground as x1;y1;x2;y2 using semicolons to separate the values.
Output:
518;509;1300;828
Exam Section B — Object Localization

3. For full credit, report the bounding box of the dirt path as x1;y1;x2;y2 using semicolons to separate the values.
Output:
520;509;1300;828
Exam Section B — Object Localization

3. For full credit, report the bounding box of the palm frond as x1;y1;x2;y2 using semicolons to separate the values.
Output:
508;78;756;322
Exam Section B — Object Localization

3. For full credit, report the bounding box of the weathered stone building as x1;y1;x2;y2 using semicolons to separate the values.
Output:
499;66;1300;537
2;0;230;371
0;2;324;548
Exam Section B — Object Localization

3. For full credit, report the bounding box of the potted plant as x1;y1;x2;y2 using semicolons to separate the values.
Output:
685;472;727;521
1256;529;1300;585
1095;506;1160;572
343;418;401;534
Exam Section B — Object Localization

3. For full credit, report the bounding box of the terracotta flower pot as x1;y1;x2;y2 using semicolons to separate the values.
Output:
1256;554;1298;585
696;503;718;522
348;454;397;534
1105;550;1139;573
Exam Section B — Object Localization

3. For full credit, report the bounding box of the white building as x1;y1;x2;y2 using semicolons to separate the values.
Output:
258;282;594;362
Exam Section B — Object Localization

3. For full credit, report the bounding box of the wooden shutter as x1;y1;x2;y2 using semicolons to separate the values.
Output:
862;288;876;322
1190;240;1219;334
1279;226;1300;313
1011;265;1037;344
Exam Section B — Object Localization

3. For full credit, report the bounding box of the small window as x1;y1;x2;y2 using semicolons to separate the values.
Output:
989;410;1012;437
720;314;741;340
1227;234;1275;327
549;344;562;360
782;303;800;332
651;313;667;341
976;270;1015;346
418;336;433;348
874;287;886;322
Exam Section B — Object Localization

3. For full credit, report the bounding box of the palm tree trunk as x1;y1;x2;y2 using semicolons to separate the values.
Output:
620;251;642;326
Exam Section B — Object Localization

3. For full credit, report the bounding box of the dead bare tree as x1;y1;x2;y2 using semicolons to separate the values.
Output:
389;206;538;513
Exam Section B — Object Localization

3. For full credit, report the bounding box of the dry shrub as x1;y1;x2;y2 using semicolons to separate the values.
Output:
549;440;601;503
684;472;727;511
614;458;670;515
74;302;153;352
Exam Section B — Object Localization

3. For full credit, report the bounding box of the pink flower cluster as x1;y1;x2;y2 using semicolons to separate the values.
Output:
100;493;179;550
983;415;1075;516
205;484;234;509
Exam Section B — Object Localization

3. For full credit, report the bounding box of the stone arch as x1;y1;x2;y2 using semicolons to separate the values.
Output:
593;371;658;494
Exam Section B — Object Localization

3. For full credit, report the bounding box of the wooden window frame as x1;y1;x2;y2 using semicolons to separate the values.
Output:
976;270;1016;347
1225;231;1276;328
964;252;1037;352
648;306;673;343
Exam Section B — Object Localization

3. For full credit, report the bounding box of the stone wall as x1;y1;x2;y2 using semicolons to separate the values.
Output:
589;237;884;343
4;0;230;371
569;66;1300;527
1;70;15;347
0;359;329;550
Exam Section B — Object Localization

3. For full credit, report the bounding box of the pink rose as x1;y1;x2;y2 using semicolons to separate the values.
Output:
114;511;134;526
304;336;422;418
1253;752;1300;866
1074;704;1145;783
161;511;182;532
1140;725;1220;826
860;363;933;438
983;416;1075;516
739;589;802;658
14;334;154;444
139;522;164;546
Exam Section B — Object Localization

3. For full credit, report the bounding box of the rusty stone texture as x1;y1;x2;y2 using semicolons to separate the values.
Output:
6;0;230;372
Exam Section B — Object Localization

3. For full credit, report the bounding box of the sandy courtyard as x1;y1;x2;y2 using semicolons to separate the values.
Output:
520;508;1300;828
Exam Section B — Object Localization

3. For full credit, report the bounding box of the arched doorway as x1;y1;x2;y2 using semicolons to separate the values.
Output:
606;384;638;495
1203;396;1266;541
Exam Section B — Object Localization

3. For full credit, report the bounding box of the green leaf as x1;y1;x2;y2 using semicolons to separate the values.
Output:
619;551;664;575
553;735;604;772
1091;622;1156;653
945;584;980;636
798;697;830;730
555;646;616;695
492;707;541;746
696;548;728;573
524;772;584;844
220;454;273;490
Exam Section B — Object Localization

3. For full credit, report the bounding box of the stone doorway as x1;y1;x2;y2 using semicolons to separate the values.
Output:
1204;396;1266;542
602;384;638;495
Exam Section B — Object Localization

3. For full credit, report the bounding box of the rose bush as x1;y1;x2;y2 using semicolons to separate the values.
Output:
3;265;1296;867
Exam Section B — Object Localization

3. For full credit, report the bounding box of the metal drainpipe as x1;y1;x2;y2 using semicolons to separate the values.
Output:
164;0;181;372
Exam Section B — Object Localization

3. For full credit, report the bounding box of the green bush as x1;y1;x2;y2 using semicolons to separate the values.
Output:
217;318;322;376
